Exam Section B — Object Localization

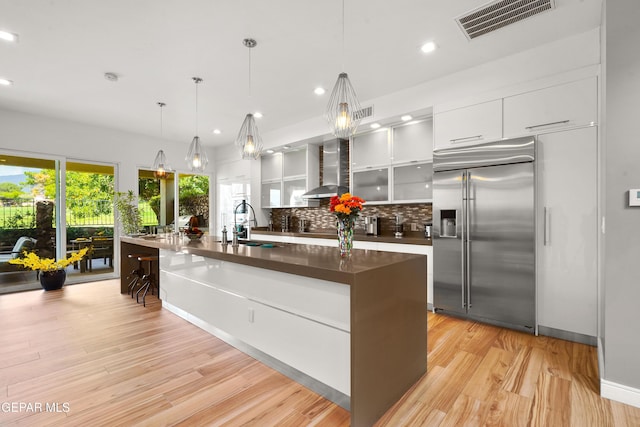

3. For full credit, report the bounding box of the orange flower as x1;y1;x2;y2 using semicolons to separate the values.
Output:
329;193;365;222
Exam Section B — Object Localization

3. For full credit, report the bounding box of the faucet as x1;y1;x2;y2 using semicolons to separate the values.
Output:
233;200;257;239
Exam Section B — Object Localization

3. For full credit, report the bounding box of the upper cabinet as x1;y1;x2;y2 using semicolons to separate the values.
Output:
433;76;598;150
261;152;283;182
433;100;502;150
260;146;319;208
392;118;433;163
351;117;433;204
283;148;307;178
351;128;390;169
503;77;597;138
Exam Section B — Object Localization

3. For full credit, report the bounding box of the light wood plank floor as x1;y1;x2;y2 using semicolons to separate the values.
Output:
0;280;638;426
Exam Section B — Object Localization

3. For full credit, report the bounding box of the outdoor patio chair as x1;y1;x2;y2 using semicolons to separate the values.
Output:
0;237;37;273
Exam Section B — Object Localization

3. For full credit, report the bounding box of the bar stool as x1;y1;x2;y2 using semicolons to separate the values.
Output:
126;253;147;297
136;255;158;307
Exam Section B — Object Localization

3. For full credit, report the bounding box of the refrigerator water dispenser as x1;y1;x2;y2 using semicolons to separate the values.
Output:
440;210;457;237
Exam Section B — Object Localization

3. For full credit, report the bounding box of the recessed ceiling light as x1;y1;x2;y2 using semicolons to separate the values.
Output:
401;115;412;121
254;112;263;118
0;31;17;42
266;149;274;154
212;129;221;135
370;123;381;129
314;87;326;96
421;41;437;54
283;145;290;150
0;78;13;86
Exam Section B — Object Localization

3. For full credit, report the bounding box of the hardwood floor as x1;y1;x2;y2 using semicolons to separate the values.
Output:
0;280;638;426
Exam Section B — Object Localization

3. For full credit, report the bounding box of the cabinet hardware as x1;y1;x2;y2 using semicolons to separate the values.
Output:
450;135;483;144
525;120;570;130
543;207;550;245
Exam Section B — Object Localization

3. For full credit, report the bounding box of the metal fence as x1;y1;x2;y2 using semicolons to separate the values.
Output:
0;197;160;228
0;198;37;229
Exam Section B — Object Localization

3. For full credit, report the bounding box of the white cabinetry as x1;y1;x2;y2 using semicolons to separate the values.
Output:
536;126;597;339
351;128;390;169
392;119;433;163
260;146;318;208
159;249;351;395
352;118;433;203
433;99;502;150
504;77;597;137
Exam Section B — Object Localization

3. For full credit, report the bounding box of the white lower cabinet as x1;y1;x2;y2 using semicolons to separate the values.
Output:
159;250;351;395
536;126;597;339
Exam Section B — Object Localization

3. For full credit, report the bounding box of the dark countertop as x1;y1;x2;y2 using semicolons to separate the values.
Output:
121;235;427;286
251;228;432;246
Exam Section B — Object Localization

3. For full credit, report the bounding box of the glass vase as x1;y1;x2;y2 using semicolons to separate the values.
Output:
337;219;355;257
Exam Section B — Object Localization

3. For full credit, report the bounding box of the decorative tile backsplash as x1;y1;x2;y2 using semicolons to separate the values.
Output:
270;200;432;237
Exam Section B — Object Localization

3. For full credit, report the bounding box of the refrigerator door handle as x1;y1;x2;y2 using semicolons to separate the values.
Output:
461;171;467;309
466;171;472;309
544;207;550;245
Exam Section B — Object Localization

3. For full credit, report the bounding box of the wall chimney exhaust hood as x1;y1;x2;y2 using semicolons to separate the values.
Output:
302;139;349;199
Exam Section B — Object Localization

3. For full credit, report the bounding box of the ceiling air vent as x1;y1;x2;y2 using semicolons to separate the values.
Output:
353;105;373;121
456;0;555;40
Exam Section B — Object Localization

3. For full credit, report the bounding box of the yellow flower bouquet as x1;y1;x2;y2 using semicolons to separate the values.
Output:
9;247;89;272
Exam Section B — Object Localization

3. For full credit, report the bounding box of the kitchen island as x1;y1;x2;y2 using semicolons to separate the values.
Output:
120;235;427;427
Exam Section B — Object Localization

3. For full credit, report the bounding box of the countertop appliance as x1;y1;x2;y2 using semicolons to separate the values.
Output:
394;214;403;238
432;137;535;332
364;216;380;236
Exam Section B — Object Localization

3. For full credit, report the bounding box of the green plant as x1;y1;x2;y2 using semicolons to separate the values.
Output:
115;191;142;235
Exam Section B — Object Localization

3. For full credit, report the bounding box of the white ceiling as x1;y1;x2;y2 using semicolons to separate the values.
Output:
0;0;602;147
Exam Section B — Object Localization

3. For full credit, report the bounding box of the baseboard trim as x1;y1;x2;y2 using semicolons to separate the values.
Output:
601;379;640;409
537;325;596;346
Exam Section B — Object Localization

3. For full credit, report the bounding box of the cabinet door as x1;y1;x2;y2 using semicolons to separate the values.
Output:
283;178;307;207
261;153;282;181
392;118;433;163
433;99;502;150
283;147;307;178
261;182;282;208
392;162;432;202
504;77;597;137
351;129;390;168
352;168;389;202
537;126;597;338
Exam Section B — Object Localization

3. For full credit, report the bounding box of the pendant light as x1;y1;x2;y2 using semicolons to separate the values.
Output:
186;77;209;172
325;0;362;138
235;38;263;160
152;102;171;179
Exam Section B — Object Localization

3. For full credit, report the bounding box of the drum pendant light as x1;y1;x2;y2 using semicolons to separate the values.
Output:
235;38;263;160
325;0;362;138
186;77;208;171
152;102;171;179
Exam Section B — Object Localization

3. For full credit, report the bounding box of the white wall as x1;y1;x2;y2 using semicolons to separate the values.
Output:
602;0;640;406
0;107;215;194
251;27;600;151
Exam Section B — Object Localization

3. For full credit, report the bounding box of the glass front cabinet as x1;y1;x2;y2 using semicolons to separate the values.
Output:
351;117;433;203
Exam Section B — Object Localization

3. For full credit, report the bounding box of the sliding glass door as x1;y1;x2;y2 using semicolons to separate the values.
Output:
0;154;58;293
65;161;115;278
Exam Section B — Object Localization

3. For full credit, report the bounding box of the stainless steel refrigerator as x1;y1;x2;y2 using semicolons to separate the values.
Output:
432;137;535;332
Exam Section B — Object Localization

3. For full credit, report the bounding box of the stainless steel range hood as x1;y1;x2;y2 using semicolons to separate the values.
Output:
302;139;349;199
